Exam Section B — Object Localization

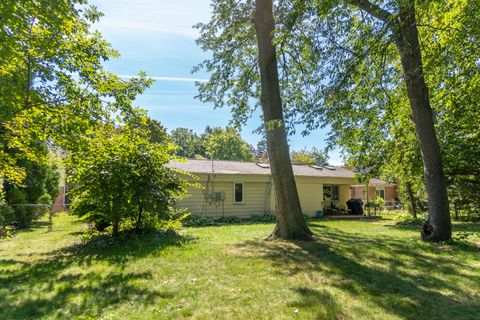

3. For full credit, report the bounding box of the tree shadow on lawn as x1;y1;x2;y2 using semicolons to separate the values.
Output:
234;225;480;320
12;220;53;233
289;287;345;320
387;221;480;233
0;231;192;319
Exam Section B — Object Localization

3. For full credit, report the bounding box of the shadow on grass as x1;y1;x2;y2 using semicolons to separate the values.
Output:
290;287;344;320
234;224;480;320
0;230;193;319
12;220;53;234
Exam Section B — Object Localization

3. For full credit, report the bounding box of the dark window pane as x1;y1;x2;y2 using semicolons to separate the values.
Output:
376;189;385;199
332;185;339;200
235;183;243;203
323;185;332;200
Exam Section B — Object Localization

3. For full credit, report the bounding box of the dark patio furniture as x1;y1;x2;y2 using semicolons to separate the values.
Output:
347;199;364;215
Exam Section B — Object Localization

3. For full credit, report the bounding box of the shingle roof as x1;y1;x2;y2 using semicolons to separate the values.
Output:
169;159;364;179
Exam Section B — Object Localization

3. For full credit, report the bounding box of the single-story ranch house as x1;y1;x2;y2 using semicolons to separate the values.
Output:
168;159;399;218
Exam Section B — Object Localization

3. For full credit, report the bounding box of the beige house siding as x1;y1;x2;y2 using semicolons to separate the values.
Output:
295;177;324;216
178;174;271;218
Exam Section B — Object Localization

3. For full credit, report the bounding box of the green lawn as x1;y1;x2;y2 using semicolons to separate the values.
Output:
1;214;479;320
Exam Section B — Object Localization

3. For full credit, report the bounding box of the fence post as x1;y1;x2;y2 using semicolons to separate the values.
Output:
48;205;53;232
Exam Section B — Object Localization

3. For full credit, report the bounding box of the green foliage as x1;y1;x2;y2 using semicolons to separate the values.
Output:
183;215;243;227
374;196;385;208
393;211;428;226
254;136;269;161
250;214;276;223
2;148;59;227
291;147;329;165
203;127;255;161
170;126;254;162
215;215;242;225
0;0;152;185
303;214;312;222
183;215;217;227
0;187;15;236
69;118;190;236
452;210;480;223
170;128;205;158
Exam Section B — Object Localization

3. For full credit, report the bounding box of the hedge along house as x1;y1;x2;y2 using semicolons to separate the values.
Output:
168;159;399;218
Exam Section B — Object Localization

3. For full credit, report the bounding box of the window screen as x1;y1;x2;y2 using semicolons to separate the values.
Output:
323;185;339;200
376;188;385;199
234;183;243;203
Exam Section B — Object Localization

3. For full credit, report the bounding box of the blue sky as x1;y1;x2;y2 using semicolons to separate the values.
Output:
91;0;343;164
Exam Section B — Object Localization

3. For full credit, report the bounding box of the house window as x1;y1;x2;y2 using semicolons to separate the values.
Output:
376;187;385;199
323;185;339;200
234;182;244;203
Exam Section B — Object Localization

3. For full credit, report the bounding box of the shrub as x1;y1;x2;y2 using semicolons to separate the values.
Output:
303;214;312;222
183;215;216;227
393;211;427;226
250;214;276;223
2;153;59;228
215;215;242;224
454;210;480;222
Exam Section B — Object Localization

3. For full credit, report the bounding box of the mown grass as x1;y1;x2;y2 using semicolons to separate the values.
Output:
1;213;479;320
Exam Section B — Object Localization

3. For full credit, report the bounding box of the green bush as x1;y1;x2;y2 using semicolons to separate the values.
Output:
215;215;242;224
182;215;216;227
183;215;244;226
393;212;427;226
2;153;59;228
250;214;276;223
454;210;480;222
303;214;312;222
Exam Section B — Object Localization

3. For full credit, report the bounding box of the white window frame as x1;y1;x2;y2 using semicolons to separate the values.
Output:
376;186;385;199
323;184;339;201
233;182;244;204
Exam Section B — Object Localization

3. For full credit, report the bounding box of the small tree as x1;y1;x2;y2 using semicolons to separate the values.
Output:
69;120;190;236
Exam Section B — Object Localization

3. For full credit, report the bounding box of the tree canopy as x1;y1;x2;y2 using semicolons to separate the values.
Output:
170;126;255;162
291;147;329;165
170;128;205;159
0;0;152;185
203;127;255;161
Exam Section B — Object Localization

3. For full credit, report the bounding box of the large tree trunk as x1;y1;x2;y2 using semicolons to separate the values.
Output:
253;0;312;240
405;181;417;219
394;1;451;241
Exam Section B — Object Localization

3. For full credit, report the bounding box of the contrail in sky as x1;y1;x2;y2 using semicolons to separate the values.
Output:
117;74;208;83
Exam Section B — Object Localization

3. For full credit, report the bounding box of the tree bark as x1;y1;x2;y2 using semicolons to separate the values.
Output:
393;1;451;241
405;181;417;219
136;204;143;231
253;0;312;240
350;0;452;242
112;219;119;237
365;183;370;215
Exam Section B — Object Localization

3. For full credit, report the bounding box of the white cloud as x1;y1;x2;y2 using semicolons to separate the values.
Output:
91;0;212;38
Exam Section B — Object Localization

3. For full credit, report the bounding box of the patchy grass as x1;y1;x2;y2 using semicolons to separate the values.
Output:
1;213;479;320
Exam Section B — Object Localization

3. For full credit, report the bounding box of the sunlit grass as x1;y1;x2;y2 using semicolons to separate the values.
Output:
1;213;479;319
